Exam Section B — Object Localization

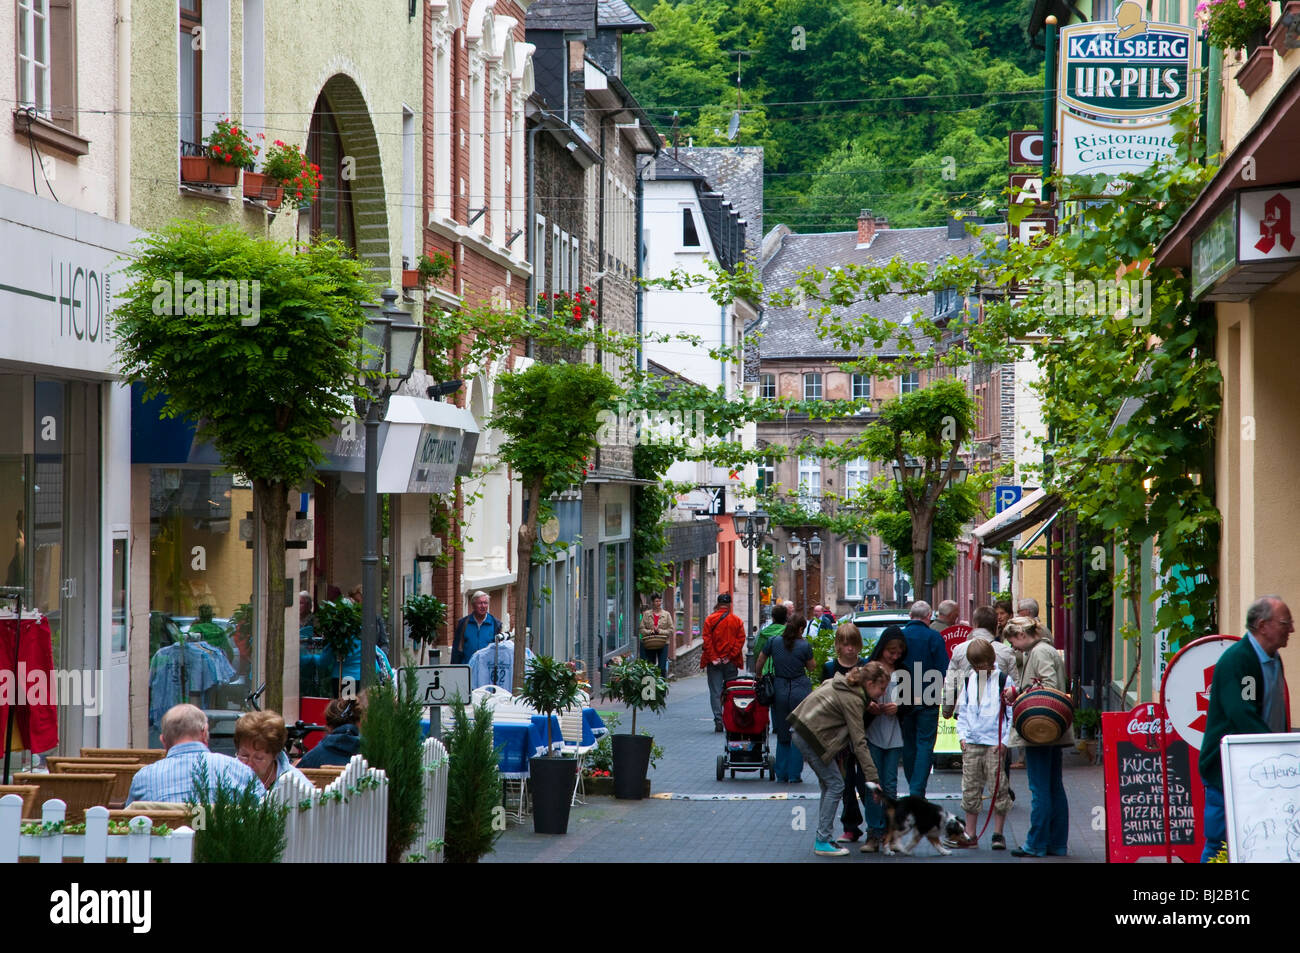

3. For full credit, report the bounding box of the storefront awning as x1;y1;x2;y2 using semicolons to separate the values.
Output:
132;386;478;494
971;488;1062;548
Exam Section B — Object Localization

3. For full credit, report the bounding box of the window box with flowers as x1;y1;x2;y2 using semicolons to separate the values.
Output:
253;139;323;210
180;117;257;188
536;288;597;325
403;252;453;291
1197;0;1272;50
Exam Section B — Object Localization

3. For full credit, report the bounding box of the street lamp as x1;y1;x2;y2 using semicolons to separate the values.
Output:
356;288;421;690
732;509;769;659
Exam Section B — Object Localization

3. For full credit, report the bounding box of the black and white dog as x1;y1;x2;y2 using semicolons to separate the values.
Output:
865;782;968;856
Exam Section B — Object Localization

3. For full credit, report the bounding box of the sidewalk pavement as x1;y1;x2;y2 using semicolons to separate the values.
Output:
486;671;1107;863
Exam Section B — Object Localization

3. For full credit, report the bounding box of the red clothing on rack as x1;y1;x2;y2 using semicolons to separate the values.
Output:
0;616;60;754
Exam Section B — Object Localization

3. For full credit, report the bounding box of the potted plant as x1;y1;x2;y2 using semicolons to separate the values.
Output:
180;117;256;187
1196;0;1272;51
600;655;669;799
582;711;663;796
515;654;583;834
402;593;447;664
536;288;597;325
314;599;361;693
444;698;503;861
257;138;322;209
242;133;282;207
404;252;453;291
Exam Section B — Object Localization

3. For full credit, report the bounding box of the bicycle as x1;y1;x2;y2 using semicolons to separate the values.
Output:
244;683;328;760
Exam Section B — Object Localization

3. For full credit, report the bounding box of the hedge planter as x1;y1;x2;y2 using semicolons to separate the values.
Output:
530;756;577;834
612;734;654;800
243;172;283;208
180;156;239;187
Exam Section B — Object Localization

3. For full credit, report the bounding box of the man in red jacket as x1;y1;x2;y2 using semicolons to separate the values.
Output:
701;593;746;732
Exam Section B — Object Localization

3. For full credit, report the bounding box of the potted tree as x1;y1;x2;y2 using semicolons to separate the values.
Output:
403;593;447;664
601;656;669;799
181;117;255;187
516;654;583;834
314;599;361;694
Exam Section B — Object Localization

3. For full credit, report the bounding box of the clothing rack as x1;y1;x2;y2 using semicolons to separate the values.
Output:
0;585;23;784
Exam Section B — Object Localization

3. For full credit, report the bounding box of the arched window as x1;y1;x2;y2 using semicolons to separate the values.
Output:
308;97;356;251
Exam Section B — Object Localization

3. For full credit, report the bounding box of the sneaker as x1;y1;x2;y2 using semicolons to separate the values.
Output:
991;833;1007;850
836;831;861;844
859;836;881;853
814;840;849;857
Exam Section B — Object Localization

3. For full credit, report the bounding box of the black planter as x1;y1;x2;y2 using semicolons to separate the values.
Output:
530;755;577;834
612;734;654;800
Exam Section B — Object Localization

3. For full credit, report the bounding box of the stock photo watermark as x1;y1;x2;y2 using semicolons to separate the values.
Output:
150;273;262;327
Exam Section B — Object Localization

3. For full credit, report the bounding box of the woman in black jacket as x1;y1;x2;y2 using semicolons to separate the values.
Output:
755;615;817;783
298;698;363;768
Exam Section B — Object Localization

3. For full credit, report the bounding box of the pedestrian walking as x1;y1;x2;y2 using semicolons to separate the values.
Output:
1002;617;1072;858
787;663;886;857
900;600;948;798
755;614;816;783
949;638;1013;849
639;594;674;676
701;593;745;732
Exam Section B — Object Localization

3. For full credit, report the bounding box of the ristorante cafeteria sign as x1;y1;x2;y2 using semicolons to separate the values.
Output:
1058;2;1197;119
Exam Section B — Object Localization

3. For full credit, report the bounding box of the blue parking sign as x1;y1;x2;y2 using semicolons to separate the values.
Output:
995;485;1023;513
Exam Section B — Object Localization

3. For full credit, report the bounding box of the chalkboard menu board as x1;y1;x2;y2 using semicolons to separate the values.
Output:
1103;703;1206;863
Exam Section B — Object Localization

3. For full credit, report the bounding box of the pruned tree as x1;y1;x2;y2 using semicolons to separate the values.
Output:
115;218;373;712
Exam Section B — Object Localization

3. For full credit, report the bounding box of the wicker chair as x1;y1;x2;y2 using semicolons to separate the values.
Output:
299;766;346;789
45;756;139;772
12;773;115;822
81;747;166;764
51;762;142;808
0;785;40;820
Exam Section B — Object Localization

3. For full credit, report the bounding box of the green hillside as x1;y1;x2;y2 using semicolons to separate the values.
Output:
624;0;1045;231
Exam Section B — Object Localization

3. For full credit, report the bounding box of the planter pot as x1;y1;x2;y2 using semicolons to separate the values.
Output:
243;172;283;208
1267;2;1300;54
402;269;422;290
584;775;651;797
611;734;654;800
530;755;577;834
180;156;239;187
1236;42;1274;94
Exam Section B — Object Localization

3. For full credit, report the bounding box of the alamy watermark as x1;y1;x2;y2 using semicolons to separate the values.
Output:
150;272;261;326
0;664;104;716
1042;273;1152;325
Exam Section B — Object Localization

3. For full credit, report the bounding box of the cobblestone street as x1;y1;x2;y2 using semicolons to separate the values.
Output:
487;672;1106;863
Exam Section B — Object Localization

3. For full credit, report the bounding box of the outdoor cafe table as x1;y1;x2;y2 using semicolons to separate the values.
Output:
420;708;608;776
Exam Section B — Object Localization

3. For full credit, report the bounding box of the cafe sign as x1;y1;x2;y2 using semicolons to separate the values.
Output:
1058;2;1197;120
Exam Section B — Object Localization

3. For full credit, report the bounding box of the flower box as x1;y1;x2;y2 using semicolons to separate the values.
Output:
1236;43;1274;94
583;776;651;797
243;171;283;208
1267;1;1300;53
180;156;239;187
402;269;422;290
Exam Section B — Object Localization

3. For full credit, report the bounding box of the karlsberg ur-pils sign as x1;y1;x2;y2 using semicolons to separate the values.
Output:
1058;1;1197;120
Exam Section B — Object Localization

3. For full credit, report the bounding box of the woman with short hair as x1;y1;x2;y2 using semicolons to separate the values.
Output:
234;710;312;791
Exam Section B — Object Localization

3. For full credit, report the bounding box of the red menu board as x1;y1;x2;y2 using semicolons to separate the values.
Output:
1102;702;1205;863
941;624;971;659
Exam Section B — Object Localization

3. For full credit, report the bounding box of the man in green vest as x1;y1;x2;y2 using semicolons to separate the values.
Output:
1199;594;1292;862
754;604;788;670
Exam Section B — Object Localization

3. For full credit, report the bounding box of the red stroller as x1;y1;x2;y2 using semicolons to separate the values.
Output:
716;676;774;780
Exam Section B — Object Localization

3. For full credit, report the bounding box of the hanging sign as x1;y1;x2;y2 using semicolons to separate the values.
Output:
1057;2;1198;119
1058;111;1177;179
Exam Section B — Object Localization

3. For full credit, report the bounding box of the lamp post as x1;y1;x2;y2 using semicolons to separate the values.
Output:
732;509;769;660
890;455;968;605
356;288;422;690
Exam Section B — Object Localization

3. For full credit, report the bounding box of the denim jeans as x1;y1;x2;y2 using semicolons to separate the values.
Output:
793;732;843;844
1023;744;1068;855
839;754;869;834
707;662;738;724
864;743;902;836
900;705;940;798
1201;785;1226;863
640;642;669;676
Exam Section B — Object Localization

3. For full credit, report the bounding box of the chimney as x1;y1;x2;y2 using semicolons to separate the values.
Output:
947;214;965;240
857;209;875;246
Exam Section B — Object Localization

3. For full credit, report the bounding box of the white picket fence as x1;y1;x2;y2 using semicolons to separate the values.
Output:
0;797;195;863
270;754;389;863
404;737;449;863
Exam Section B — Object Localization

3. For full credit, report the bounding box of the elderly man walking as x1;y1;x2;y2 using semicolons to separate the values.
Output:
127;704;262;805
900;600;949;798
702;593;746;732
452;590;502;664
931;600;961;633
1199;595;1292;862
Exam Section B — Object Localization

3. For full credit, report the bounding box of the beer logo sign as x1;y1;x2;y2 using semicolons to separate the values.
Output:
1058;0;1197;119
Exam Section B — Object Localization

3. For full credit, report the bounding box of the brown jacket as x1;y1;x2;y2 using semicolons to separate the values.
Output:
788;674;880;783
639;608;675;642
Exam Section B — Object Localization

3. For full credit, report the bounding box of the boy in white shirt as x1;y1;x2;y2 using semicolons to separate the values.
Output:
949;638;1014;849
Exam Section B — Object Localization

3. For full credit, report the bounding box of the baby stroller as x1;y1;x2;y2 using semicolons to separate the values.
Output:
717;676;774;780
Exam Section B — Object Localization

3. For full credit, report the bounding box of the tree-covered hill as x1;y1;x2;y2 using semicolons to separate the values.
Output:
624;0;1044;231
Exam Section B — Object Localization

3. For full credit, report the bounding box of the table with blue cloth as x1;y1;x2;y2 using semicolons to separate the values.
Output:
419;709;607;774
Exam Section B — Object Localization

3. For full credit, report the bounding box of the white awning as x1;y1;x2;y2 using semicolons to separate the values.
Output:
972;488;1050;544
375;396;480;494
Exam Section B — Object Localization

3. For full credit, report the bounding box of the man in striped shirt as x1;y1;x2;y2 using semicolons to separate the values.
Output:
126;704;263;805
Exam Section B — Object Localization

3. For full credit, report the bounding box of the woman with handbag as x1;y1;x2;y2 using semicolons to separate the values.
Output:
1001;618;1073;858
755;614;816;783
639;594;674;676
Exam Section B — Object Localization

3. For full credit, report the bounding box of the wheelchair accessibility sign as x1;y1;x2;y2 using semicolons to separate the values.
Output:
399;665;472;705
